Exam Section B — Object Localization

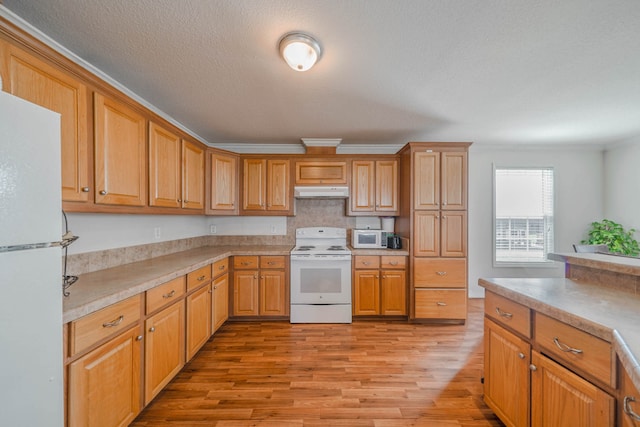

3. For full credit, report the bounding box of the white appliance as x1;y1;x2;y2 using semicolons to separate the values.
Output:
0;91;64;426
290;227;352;323
294;186;349;198
352;229;389;249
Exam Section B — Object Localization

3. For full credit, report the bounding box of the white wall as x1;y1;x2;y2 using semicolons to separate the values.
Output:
468;145;604;297
65;213;286;254
603;137;640;232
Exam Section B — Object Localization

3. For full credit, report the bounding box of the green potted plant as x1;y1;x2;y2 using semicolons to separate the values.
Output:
581;219;640;256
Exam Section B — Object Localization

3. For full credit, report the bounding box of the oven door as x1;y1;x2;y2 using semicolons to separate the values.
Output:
290;255;351;304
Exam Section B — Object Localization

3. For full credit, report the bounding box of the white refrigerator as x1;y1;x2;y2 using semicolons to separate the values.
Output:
0;90;64;426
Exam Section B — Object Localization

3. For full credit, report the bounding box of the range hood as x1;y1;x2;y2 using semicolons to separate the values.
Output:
294;186;349;198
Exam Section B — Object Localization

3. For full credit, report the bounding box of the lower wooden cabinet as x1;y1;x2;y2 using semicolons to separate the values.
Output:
353;255;406;316
67;325;142;427
483;290;615;427
212;272;229;332
232;255;288;317
144;299;185;404
484;318;530;427
186;284;212;361
531;350;614;426
619;362;640;427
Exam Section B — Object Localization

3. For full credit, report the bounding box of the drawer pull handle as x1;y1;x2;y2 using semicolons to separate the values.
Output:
436;301;447;306
197;275;206;281
553;337;583;354
624;396;640;421
389;261;398;266
242;262;251;266
495;307;513;319
268;261;275;265
102;315;124;328
163;290;176;299
219;265;226;270
436;271;447;276
362;261;370;265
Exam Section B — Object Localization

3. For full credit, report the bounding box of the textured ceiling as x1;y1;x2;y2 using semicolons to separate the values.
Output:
2;0;640;149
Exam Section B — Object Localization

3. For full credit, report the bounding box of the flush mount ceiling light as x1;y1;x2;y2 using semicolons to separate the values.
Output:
279;32;322;72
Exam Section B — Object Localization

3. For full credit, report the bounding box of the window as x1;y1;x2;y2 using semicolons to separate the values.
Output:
494;167;554;265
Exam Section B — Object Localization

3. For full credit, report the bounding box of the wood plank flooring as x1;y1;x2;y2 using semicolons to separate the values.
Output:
131;299;503;426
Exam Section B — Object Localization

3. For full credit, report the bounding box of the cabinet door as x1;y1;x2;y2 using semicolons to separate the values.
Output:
381;269;406;315
531;350;614;427
242;159;266;211
212;273;229;332
1;41;90;202
148;122;181;208
68;326;142;427
620;366;640;427
413;211;439;257
483;319;530;427
441;211;467;257
351;160;375;212
233;270;259;316
186;284;211;361
441;151;467;210
267;159;290;212
182;140;205;209
94;93;147;206
414;151;440;210
208;152;237;213
353;270;380;315
144;300;185;404
260;270;287;315
376;160;398;213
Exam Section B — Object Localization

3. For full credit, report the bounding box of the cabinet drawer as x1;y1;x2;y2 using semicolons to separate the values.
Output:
484;291;531;338
380;256;406;269
69;294;142;356
354;255;380;269
535;313;613;387
146;276;186;314
234;256;259;269
186;265;211;291
213;258;229;277
414;258;466;288
260;255;286;269
414;289;467;319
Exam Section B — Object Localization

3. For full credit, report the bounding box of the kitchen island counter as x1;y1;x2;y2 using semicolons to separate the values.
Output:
479;275;640;396
63;245;292;323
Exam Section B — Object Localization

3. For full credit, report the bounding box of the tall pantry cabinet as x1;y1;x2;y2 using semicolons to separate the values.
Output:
397;142;471;322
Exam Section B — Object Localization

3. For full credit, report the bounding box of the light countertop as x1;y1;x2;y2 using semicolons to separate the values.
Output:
479;276;640;393
63;245;292;323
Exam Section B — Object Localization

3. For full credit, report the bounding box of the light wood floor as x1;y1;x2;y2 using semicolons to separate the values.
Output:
131;299;504;426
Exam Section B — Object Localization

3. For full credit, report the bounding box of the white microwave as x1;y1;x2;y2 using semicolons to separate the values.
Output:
352;229;388;248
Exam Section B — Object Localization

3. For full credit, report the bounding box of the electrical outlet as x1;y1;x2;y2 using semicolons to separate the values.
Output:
271;225;277;234
210;225;217;234
154;227;161;239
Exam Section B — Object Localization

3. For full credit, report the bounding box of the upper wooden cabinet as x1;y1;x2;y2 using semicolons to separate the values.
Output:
0;40;90;202
149;123;204;210
94;93;147;206
414;151;467;210
207;151;238;214
241;158;291;214
181;140;205;210
149;122;181;208
295;161;347;185
350;159;398;215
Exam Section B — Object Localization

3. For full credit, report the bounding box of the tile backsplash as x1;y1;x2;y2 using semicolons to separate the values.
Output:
66;199;358;275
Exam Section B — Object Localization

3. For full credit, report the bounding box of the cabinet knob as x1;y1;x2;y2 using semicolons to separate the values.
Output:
149;326;156;333
184;200;188;203
178;199;182;202
136;335;143;341
99;190;107;195
518;352;525;359
81;187;90;192
529;364;537;371
442;202;447;206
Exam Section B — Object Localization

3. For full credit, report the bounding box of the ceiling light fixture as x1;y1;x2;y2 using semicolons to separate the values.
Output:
279;32;322;72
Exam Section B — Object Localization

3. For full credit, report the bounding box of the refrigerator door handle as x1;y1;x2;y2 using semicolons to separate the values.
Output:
0;231;78;253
